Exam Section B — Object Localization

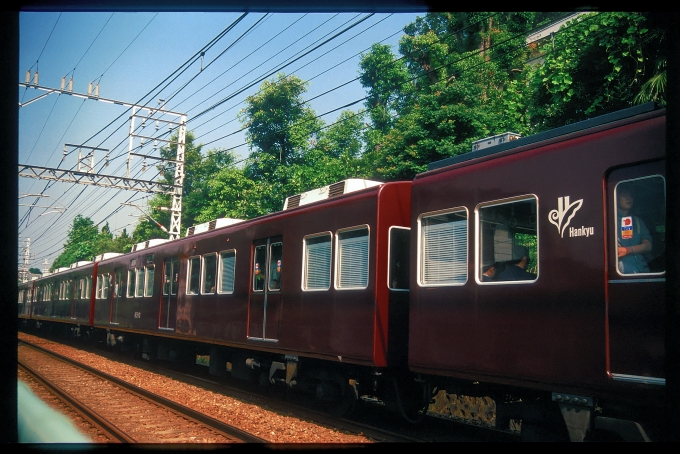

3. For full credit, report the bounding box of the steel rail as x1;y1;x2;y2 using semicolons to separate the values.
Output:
18;360;133;442
19;340;268;443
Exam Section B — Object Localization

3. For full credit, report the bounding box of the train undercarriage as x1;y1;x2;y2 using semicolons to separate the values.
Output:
20;318;662;441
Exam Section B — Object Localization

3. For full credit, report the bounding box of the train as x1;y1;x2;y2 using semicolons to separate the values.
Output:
18;102;668;441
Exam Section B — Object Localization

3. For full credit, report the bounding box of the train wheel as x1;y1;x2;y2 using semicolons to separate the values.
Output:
326;374;357;417
391;376;429;424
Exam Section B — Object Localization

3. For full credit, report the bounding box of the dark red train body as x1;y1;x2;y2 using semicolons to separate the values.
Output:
18;104;669;441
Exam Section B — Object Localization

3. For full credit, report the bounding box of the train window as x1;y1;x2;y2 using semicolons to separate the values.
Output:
303;233;332;291
614;176;665;275
96;276;102;299
163;257;179;295
187;256;201;295
418;209;468;286
102;274;109;299
269;243;283;291
253;245;266;292
336;226;369;289
202;254;217;294
145;265;154;297
127;269;136;298
136;268;145;297
388;227;410;291
477;196;538;283
218;250;236;294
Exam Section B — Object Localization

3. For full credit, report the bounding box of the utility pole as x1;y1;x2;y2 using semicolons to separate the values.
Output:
19;238;30;282
18;79;186;240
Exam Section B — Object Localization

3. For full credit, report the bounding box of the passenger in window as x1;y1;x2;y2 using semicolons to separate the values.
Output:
269;259;281;290
496;245;536;281
481;263;498;282
616;188;652;274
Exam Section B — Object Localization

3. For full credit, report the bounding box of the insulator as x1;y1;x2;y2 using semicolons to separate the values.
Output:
25;70;30;84
159;169;164;177
94;83;99;97
153;140;158;151
61;77;66;90
33;70;39;86
142;158;147;172
155;120;159;131
87;82;92;96
68;77;73;92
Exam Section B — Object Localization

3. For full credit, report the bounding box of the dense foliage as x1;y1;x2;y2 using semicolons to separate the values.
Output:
52;12;667;268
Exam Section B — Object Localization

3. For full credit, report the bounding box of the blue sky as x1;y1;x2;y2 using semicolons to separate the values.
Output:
18;11;421;272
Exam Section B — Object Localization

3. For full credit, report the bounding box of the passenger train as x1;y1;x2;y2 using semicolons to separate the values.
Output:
18;103;668;441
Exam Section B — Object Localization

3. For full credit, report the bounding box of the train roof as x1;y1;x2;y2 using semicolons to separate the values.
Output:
283;178;383;210
425;102;660;172
79;178;392;264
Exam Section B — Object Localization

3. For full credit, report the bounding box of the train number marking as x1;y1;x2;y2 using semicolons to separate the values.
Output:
134;312;141;319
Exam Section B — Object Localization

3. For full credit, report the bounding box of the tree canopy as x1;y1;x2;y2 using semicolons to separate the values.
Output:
51;12;667;266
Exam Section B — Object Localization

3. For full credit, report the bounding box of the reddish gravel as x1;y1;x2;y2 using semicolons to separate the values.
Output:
18;332;372;444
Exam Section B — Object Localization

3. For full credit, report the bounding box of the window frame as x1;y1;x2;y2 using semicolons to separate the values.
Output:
335;225;370;290
302;232;333;291
163;257;179;296
217;249;236;295
201;253;217;294
135;267;145;297
388;226;411;291
127;269;136;298
475;194;539;285
268;242;283;292
613;175;666;277
187;256;201;295
252;245;267;292
417;207;469;287
144;265;155;297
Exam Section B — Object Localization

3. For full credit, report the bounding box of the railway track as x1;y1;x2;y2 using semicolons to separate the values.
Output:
18;331;518;442
18;340;267;443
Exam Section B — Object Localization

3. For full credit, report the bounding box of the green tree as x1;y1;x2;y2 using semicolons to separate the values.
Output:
240;73;324;182
111;228;134;254
359;44;413;135
196;162;275;221
51;215;99;270
95;222;115;253
528;12;662;130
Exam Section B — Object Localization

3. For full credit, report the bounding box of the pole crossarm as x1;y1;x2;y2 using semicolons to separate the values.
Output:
18;164;180;194
18;83;184;116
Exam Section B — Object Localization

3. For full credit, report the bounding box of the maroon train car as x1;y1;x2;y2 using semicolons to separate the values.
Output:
66;179;411;404
22;261;97;335
408;103;667;440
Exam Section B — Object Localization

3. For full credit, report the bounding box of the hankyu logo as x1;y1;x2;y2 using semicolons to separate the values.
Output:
549;196;583;238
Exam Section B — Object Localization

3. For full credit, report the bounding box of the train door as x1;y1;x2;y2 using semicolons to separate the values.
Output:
248;236;283;342
606;161;666;385
160;257;179;330
110;268;125;324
